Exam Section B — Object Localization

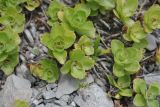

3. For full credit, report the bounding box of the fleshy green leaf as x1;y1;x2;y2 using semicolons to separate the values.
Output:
61;60;72;74
71;62;86;79
111;39;124;55
148;100;159;107
53;50;67;64
133;94;146;107
14;100;29;107
119;88;132;97
80;56;95;70
113;64;125;77
133;78;147;96
123;21;147;43
125;62;140;74
147;83;160;100
117;75;131;88
144;5;160;33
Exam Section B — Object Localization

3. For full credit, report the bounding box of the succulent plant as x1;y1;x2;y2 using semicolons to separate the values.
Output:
61;49;95;79
41;23;76;64
30;58;59;83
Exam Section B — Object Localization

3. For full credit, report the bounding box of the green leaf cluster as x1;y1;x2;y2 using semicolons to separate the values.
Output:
113;0;138;25
61;49;94;79
107;75;132;99
74;35;94;56
47;0;65;25
111;40;142;77
144;5;160;33
40;1;98;80
25;0;40;11
41;23;76;64
14;100;29;107
0;28;20;75
123;21;147;43
62;4;95;38
0;7;25;33
86;0;115;15
47;1;96;38
30;58;59;83
133;78;160;107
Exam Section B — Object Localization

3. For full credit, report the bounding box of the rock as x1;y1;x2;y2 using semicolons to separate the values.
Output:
0;75;32;107
74;84;114;107
43;90;56;99
55;75;80;98
16;63;36;84
37;104;45;107
24;29;34;43
146;35;157;51
144;74;160;85
32;99;43;106
45;103;60;107
46;83;57;91
81;74;94;84
16;63;28;78
32;88;40;98
60;95;70;102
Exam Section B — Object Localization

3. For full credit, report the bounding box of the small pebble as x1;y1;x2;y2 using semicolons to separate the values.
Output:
24;29;34;43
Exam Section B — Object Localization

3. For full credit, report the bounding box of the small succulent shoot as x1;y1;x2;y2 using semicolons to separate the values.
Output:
133;38;148;49
0;7;25;33
14;100;29;107
29;58;59;83
25;0;40;11
62;4;96;38
61;49;95;79
113;0;138;26
47;0;65;26
123;21;147;43
86;0;115;16
133;78;160;107
74;35;94;56
0;28;20;75
143;5;160;33
107;75;132;99
111;40;142;77
41;23;76;64
0;0;27;12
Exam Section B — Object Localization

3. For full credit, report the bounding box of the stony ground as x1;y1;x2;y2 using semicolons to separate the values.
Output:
0;0;160;107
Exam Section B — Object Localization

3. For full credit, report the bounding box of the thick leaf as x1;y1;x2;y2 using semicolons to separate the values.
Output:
111;39;124;55
61;60;72;74
144;5;160;33
117;75;131;88
133;94;146;107
133;78;147;96
125;62;140;74
148;100;159;107
71;62;86;79
53;50;67;64
70;49;85;61
80;56;95;70
14;100;29;107
119;88;132;97
113;64;125;77
147;83;160;100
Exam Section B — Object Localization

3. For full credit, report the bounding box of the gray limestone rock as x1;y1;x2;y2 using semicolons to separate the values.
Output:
144;74;160;85
0;75;32;107
55;75;79;98
146;35;157;51
74;84;114;107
